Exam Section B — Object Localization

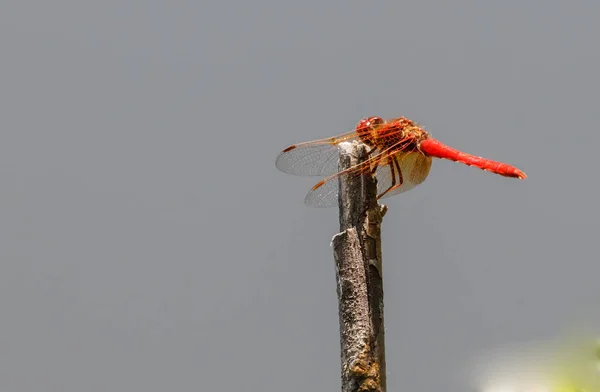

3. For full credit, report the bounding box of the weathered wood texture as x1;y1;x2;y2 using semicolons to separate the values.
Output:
332;141;387;392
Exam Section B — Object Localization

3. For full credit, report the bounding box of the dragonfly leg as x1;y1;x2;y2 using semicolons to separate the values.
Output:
377;183;404;200
377;156;403;199
370;153;385;175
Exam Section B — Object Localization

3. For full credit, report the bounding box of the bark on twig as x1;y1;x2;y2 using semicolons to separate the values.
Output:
332;141;388;392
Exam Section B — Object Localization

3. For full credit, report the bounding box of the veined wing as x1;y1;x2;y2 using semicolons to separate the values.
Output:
375;151;432;200
275;130;360;176
303;141;422;208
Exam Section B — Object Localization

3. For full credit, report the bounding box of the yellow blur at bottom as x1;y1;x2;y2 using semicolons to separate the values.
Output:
472;335;600;392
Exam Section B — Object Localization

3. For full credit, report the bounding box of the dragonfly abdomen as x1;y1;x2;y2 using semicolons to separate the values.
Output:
419;138;527;179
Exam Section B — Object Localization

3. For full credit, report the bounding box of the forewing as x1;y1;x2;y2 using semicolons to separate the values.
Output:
275;131;360;176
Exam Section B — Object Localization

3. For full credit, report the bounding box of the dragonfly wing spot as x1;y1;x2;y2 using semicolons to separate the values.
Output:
311;179;326;191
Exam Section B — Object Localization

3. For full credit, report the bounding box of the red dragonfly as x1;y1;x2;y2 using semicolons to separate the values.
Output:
276;116;527;207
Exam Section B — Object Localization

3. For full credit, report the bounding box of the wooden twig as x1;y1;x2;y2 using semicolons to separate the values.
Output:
332;141;388;392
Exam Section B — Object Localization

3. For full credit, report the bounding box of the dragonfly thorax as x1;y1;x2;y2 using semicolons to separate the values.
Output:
356;116;429;152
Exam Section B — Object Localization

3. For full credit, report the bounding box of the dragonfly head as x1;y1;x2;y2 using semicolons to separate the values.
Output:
356;116;383;147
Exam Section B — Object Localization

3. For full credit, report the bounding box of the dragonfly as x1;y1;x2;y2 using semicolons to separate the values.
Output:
276;116;527;207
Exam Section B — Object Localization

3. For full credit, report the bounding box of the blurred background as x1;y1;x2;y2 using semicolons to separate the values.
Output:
1;1;599;391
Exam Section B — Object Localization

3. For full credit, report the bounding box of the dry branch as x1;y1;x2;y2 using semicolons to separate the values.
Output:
332;141;388;392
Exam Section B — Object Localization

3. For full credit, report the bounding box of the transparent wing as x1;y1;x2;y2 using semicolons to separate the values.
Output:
303;176;343;208
275;131;360;176
304;151;432;208
302;151;375;208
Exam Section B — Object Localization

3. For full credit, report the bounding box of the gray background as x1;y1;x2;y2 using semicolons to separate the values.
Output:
1;1;599;391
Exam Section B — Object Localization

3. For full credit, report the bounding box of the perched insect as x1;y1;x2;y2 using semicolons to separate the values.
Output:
276;116;526;207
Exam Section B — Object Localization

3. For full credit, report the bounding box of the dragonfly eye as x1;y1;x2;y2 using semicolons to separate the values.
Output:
356;116;383;130
356;116;383;147
368;116;384;127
